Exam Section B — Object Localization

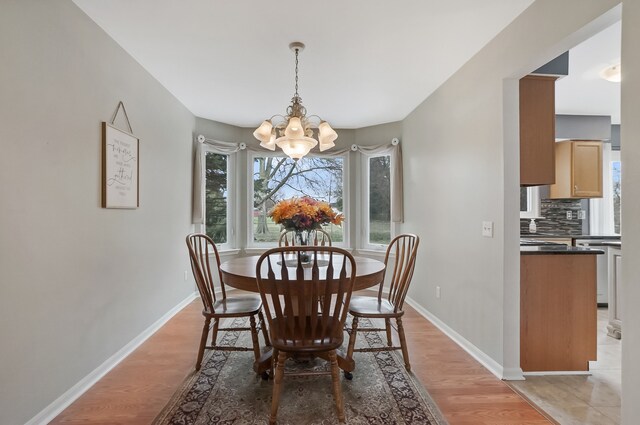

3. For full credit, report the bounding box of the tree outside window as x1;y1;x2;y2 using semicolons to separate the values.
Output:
205;152;228;244
613;161;621;234
252;156;344;244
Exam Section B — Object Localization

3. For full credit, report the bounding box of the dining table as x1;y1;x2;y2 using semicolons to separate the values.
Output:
219;253;386;375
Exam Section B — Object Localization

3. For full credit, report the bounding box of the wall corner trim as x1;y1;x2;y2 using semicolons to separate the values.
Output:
404;297;523;381
25;291;198;425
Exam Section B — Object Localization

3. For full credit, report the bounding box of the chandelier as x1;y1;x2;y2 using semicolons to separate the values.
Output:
253;42;338;160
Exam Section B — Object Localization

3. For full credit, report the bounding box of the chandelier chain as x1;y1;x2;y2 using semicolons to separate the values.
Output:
294;48;299;97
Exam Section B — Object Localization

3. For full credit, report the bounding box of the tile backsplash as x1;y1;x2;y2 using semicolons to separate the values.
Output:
521;198;585;235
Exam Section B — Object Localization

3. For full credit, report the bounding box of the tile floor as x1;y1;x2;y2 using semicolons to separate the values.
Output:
509;308;621;425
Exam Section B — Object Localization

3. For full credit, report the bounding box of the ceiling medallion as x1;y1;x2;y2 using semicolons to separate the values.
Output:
253;42;338;160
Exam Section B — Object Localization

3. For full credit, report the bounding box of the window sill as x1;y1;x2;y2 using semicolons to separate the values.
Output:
244;246;355;256
218;248;241;256
354;248;389;258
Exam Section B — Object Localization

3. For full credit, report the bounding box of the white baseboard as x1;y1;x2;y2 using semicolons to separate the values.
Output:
25;291;198;425
524;371;591;376
404;296;524;381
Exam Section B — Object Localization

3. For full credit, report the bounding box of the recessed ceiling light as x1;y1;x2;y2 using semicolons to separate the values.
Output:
600;63;621;82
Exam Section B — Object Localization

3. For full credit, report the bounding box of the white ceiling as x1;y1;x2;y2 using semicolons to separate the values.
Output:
72;0;534;128
556;21;621;124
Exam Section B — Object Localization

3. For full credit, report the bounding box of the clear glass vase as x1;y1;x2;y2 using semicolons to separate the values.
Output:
294;229;312;263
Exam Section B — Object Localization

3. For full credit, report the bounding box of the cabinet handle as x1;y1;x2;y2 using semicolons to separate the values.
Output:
574;185;578;191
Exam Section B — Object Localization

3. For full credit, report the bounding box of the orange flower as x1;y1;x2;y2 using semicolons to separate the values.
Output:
268;197;344;230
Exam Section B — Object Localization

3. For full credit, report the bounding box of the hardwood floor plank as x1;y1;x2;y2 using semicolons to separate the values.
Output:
52;291;550;425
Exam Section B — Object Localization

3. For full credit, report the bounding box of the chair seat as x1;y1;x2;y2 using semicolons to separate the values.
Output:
208;295;262;317
348;296;400;318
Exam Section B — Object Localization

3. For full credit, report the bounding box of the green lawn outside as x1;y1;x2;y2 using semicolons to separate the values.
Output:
369;220;391;244
252;217;344;243
252;217;390;245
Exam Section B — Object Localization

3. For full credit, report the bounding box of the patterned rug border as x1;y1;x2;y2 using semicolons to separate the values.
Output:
154;318;448;425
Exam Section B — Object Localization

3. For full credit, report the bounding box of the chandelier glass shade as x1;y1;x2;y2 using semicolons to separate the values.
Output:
253;42;338;160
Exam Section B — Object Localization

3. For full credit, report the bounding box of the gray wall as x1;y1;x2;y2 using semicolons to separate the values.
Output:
401;0;620;376
621;1;640;422
0;1;196;423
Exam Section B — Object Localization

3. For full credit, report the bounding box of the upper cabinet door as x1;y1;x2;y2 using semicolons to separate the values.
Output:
520;76;557;186
572;141;603;197
549;141;603;198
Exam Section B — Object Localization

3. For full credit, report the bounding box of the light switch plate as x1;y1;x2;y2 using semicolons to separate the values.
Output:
578;210;586;220
482;221;494;238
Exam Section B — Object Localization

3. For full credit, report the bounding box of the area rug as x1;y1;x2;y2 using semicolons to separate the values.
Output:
154;318;448;424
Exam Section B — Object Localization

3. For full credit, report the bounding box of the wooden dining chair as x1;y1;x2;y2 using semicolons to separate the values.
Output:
278;228;332;247
256;246;356;425
185;233;270;373
345;233;419;375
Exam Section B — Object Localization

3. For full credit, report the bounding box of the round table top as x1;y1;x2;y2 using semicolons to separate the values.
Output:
220;254;386;293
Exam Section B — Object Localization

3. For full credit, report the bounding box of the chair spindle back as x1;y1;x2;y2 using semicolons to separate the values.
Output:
256;246;355;349
278;229;332;247
186;233;226;314
379;234;420;312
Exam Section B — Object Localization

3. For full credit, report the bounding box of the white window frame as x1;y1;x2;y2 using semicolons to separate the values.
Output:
520;186;541;219
361;153;396;251
247;151;350;248
199;146;237;250
590;145;620;235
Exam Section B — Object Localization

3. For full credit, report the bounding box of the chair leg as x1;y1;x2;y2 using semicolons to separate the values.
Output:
385;318;393;347
269;351;287;425
210;318;219;346
196;317;211;371
249;315;261;363
396;316;411;371
329;350;346;423
271;348;278;380
259;310;271;346
346;316;359;363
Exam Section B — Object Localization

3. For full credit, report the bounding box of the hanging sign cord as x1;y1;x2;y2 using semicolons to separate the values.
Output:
110;101;134;134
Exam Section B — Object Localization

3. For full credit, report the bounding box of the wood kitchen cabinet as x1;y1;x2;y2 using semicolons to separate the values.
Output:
520;75;557;186
549;140;603;198
521;253;597;372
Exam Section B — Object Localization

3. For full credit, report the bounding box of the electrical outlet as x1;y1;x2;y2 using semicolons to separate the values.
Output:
578;210;586;220
436;286;441;299
184;270;189;281
482;221;493;238
566;211;573;220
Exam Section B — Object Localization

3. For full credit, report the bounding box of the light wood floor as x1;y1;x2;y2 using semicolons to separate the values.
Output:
52;292;551;425
509;308;621;425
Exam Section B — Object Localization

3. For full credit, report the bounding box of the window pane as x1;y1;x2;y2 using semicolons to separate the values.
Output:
612;161;621;234
205;152;228;244
369;156;391;244
253;156;344;243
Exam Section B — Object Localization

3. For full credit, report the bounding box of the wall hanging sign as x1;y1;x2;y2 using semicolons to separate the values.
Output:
102;101;139;208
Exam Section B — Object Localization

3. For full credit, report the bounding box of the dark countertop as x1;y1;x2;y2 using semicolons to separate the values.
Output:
520;239;562;246
520;233;621;240
576;241;621;248
521;245;605;255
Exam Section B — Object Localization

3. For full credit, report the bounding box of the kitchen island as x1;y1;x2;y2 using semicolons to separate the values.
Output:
520;244;604;372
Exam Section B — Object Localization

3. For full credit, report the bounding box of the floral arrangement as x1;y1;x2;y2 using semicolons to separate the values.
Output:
269;197;344;231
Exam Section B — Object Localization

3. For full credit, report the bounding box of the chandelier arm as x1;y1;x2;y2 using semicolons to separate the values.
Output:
304;115;323;127
269;114;287;125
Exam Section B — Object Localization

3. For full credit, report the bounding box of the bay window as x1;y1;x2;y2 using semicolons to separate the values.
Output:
196;136;402;251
